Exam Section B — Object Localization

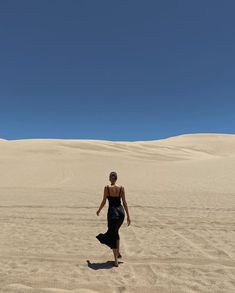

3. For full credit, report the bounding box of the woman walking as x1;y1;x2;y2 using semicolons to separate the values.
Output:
96;171;131;267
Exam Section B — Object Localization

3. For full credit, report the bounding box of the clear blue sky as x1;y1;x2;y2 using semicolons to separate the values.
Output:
1;0;235;141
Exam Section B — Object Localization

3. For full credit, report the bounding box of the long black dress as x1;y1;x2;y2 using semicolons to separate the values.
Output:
96;185;125;249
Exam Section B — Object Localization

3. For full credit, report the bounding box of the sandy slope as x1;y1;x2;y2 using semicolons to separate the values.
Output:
0;133;235;292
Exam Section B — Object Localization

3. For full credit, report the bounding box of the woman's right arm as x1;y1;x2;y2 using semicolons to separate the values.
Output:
121;187;131;225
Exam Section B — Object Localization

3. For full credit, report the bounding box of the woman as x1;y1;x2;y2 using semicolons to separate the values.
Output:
96;171;131;267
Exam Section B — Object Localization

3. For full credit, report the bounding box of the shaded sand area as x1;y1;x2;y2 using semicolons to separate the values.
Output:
0;133;235;292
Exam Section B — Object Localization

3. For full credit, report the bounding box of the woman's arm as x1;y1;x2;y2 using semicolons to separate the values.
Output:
121;187;130;219
96;186;108;215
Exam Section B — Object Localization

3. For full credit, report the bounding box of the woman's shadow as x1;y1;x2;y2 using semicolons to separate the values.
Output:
87;260;123;270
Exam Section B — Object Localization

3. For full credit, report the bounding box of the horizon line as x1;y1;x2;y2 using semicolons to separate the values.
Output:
1;132;235;143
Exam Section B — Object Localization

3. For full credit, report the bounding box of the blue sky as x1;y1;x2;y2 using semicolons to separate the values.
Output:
1;0;235;141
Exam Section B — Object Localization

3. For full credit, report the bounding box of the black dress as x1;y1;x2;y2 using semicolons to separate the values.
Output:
96;185;125;249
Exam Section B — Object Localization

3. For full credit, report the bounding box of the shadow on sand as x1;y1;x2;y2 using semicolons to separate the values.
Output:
87;260;123;270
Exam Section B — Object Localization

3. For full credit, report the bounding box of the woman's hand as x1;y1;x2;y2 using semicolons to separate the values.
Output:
127;216;131;226
96;210;100;216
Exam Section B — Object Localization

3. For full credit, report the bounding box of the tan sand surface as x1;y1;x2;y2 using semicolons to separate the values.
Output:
0;133;235;292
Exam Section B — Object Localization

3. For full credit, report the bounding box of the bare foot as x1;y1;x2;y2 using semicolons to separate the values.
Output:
114;260;119;267
117;252;122;258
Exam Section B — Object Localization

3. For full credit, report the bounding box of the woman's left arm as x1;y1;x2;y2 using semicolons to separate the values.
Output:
96;186;107;215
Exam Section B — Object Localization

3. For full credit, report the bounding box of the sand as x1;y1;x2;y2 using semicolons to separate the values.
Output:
0;133;235;293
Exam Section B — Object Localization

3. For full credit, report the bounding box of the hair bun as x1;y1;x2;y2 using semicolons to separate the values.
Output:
109;171;117;178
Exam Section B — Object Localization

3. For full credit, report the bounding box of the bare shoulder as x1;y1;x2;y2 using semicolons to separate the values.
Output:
103;185;109;194
107;184;123;190
117;185;124;192
120;185;126;202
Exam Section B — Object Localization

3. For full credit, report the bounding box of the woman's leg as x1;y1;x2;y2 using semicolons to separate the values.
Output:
112;248;118;266
117;239;120;254
111;217;124;266
116;216;124;257
112;221;119;266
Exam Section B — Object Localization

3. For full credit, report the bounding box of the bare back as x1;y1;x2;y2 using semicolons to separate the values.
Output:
106;185;127;205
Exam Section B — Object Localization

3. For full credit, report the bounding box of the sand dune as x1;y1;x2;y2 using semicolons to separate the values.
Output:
0;133;235;292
